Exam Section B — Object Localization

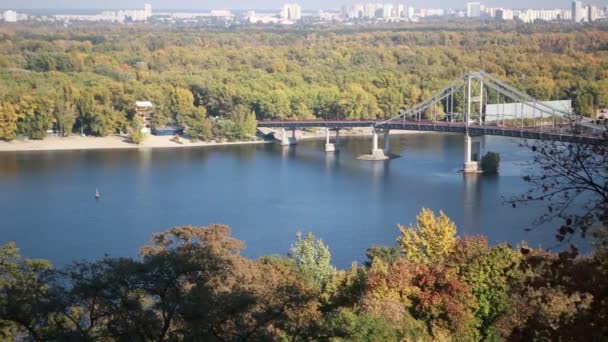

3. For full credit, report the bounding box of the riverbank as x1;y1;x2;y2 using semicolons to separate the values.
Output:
0;127;423;152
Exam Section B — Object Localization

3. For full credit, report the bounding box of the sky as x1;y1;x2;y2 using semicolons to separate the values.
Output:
1;1;604;10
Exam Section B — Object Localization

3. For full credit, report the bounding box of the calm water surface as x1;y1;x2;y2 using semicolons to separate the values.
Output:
0;134;563;268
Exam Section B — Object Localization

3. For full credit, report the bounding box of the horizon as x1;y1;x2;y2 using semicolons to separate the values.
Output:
2;1;605;11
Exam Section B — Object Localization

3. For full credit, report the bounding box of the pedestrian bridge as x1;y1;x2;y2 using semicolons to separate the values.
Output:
258;71;606;172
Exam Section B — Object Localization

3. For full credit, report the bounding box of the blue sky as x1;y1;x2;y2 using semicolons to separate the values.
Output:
0;1;598;10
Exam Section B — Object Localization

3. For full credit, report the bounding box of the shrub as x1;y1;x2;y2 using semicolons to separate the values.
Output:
129;130;145;144
481;152;500;174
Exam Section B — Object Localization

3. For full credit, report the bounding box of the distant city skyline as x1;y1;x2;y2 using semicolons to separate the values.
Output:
2;0;607;10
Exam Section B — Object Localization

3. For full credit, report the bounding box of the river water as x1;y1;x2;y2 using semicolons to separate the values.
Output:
0;133;563;268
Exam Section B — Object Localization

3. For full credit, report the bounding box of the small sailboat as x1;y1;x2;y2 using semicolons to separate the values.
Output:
95;188;100;200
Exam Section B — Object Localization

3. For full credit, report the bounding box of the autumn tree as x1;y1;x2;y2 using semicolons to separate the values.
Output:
16;96;54;140
0;103;19;140
52;81;79;137
397;208;457;264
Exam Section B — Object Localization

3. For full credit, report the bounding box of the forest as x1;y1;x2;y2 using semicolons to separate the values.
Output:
1;208;607;341
0;23;608;141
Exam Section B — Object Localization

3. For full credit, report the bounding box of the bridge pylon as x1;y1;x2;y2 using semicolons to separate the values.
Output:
279;128;297;146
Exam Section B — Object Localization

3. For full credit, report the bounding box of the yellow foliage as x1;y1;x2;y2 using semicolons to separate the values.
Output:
397;208;457;264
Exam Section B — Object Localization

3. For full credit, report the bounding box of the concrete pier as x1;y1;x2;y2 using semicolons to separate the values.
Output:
358;127;389;161
278;128;297;146
463;134;483;173
325;128;338;152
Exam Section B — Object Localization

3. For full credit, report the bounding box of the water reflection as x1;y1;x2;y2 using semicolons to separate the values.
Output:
462;173;482;233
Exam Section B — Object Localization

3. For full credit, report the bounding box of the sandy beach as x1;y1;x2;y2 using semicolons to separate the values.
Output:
0;127;422;152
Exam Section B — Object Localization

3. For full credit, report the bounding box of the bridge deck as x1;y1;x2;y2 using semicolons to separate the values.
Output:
257;120;605;145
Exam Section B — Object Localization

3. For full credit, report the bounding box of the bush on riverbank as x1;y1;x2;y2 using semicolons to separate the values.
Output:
1;209;607;340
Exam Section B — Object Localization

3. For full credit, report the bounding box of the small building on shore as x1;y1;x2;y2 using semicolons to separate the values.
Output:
135;101;154;134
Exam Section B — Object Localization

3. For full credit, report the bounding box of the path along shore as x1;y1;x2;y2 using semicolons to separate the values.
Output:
0;127;422;153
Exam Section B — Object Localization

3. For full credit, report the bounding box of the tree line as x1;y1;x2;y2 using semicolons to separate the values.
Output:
1;24;607;141
1;208;607;341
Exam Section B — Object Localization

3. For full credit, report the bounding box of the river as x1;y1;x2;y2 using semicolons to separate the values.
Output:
0;133;564;268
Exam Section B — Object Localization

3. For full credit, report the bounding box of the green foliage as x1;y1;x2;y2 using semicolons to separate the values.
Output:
451;237;523;339
230;104;257;138
212;119;240;141
289;232;336;290
322;263;367;311
128;115;146;145
365;245;402;267
0;243;66;341
1;26;608;141
186;110;213;141
320;309;408;341
481;152;501;174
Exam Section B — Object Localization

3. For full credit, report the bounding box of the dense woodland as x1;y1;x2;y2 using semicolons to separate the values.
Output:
0;23;608;141
1;208;607;341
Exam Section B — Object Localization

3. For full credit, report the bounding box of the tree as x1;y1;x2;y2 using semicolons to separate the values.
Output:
53;105;76;137
230;104;257;138
128;115;146;145
397;208;457;264
289;232;336;290
319;308;415;342
337;85;380;120
186;109;213;141
0;243;68;341
16;96;54;140
422;103;446;121
0;103;19;140
365;245;401;267
480;151;500;174
359;258;478;340
52;81;79;137
377;88;402;120
513;131;607;241
449;237;522;339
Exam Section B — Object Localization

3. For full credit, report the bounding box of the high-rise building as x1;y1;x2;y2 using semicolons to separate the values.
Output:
407;6;415;20
572;0;585;22
281;3;302;21
3;10;18;22
396;4;404;18
144;4;152;18
495;9;514;20
382;3;394;18
467;2;482;18
588;5;600;22
515;8;570;23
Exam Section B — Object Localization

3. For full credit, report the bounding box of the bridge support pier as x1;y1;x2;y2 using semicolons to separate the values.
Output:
325;128;339;153
463;134;483;173
358;127;389;161
279;128;297;146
